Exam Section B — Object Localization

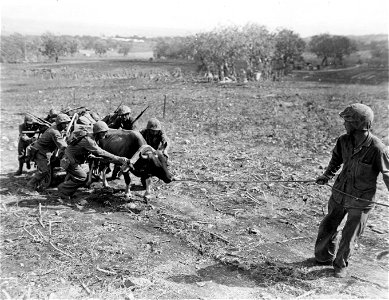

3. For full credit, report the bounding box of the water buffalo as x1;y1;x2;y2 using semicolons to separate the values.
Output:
89;129;173;199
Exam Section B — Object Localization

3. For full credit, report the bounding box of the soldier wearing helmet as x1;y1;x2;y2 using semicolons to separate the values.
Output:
27;113;71;189
15;115;41;175
57;121;128;198
140;118;170;157
315;103;389;278
44;108;59;124
108;105;137;130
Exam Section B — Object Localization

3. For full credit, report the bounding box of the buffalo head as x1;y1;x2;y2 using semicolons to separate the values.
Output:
132;147;173;183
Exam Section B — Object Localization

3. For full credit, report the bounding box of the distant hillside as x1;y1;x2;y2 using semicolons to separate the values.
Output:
347;34;388;43
303;34;388;44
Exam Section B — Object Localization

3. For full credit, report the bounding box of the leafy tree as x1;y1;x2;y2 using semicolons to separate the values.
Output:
241;24;275;70
80;35;99;49
39;33;66;62
65;38;79;56
308;34;332;66
1;34;43;62
118;43;132;56
370;41;388;59
331;35;357;65
1;33;26;62
94;41;108;56
153;37;193;59
274;29;305;63
309;34;356;66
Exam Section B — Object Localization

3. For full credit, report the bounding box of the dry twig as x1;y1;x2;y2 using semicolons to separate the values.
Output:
96;266;117;275
80;280;92;295
48;241;73;258
296;290;316;299
204;229;230;244
245;193;262;205
23;226;37;240
277;236;308;244
38;203;45;226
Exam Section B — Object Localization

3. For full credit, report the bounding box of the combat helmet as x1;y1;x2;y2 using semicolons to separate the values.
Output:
146;118;161;130
56;113;71;125
93;121;109;134
339;103;374;131
49;108;59;117
117;105;131;116
24;115;34;125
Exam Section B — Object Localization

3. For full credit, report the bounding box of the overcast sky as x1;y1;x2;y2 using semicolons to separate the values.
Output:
1;0;388;37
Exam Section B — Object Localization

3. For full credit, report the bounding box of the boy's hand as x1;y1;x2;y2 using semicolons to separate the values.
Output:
316;175;330;185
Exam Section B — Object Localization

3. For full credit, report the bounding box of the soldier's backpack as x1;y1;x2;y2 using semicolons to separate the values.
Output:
67;129;89;146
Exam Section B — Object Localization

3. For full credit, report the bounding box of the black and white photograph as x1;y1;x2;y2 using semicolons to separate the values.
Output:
1;0;388;298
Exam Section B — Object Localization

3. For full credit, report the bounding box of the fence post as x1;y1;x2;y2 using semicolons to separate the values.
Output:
163;94;167;119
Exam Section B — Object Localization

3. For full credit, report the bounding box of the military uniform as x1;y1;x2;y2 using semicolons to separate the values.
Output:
58;132;123;196
107;105;136;130
108;116;137;130
16;121;40;175
140;118;169;154
44;108;59;124
29;124;68;185
140;128;169;151
101;112;117;125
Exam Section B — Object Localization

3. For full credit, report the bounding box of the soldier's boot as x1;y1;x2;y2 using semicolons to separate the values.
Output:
26;160;31;170
14;161;24;176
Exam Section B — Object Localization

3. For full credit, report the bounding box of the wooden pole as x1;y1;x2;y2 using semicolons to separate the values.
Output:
163;94;167;119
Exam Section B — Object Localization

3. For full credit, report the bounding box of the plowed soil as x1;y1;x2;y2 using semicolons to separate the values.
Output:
1;59;388;299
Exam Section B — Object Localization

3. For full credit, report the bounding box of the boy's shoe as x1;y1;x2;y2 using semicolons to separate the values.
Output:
334;267;348;278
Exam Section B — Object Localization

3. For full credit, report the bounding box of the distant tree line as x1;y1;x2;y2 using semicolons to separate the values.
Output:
153;24;388;79
0;33;137;62
1;27;387;71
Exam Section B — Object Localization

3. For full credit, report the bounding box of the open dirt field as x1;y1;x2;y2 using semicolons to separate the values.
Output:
1;59;388;299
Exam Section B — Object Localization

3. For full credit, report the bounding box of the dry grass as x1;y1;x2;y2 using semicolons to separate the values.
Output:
1;59;388;299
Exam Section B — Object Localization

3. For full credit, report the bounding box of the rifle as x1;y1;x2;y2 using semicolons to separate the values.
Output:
66;113;78;138
114;101;124;114
26;112;52;127
61;106;85;114
131;106;149;126
21;130;41;134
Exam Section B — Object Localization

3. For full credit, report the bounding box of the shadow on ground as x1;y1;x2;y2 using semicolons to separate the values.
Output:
1;171;149;214
168;258;334;289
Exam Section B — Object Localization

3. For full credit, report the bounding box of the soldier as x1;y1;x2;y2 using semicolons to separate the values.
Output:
315;103;389;278
77;107;99;126
27;113;71;189
44;108;59;124
108;105;137;130
101;111;118;126
57;121;128;198
15;115;41;176
140;118;170;157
